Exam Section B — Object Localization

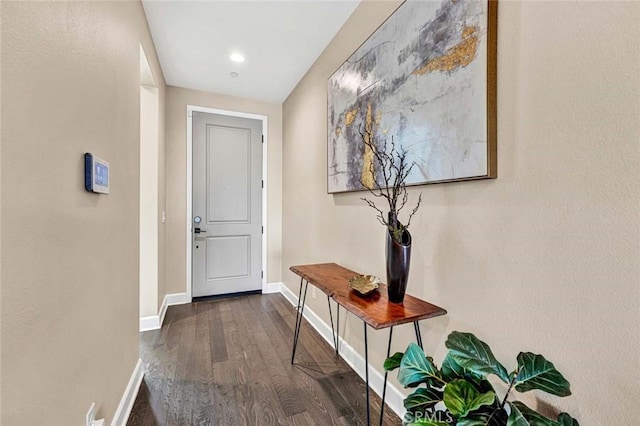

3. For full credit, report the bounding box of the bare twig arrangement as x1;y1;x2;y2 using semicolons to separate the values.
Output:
359;125;422;244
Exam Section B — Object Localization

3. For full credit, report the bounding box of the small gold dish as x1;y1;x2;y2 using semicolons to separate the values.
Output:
349;275;381;296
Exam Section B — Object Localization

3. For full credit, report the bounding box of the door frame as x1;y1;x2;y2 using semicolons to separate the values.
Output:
186;105;268;301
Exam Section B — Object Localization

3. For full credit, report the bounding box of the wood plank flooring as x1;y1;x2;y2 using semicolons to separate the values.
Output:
127;293;400;426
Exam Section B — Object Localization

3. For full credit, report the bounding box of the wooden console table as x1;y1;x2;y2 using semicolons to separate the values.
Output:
289;263;447;426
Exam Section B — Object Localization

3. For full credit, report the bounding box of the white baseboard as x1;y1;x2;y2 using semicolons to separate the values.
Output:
279;284;406;420
139;314;160;332
165;292;190;305
111;358;144;426
263;281;282;294
157;295;169;327
139;292;190;332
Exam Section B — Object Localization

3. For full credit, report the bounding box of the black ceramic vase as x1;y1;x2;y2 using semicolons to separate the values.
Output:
385;226;412;304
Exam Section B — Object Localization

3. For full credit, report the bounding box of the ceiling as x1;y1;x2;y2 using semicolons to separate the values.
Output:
142;0;361;103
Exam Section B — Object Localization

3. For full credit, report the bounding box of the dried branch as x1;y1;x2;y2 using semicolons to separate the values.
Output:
404;192;422;231
360;197;386;227
358;125;423;244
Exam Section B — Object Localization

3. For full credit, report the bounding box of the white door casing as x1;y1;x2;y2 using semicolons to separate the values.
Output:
189;108;266;298
139;44;160;319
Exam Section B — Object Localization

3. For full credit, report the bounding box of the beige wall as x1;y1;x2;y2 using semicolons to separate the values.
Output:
165;86;283;295
282;1;640;423
1;1;166;424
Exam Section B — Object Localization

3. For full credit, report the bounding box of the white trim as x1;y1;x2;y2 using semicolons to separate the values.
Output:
263;282;282;294
186;108;193;302
139;315;160;332
279;284;406;420
157;295;169;326
111;358;144;426
186;105;268;300
139;292;190;332
165;292;190;306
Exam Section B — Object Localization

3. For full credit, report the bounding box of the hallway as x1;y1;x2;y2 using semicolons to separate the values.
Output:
127;294;400;425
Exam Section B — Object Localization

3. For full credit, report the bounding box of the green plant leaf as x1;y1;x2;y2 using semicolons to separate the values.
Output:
458;405;508;426
404;387;443;412
398;343;440;388
475;378;498;395
515;352;572;397
557;413;579;426
458;419;491;426
441;352;465;381
384;352;404;372
441;352;493;393
507;402;531;426
445;332;510;383
511;402;559;426
458;416;500;426
508;402;579;426
443;379;496;418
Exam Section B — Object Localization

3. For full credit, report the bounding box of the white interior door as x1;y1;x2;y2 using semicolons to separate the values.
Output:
192;112;262;297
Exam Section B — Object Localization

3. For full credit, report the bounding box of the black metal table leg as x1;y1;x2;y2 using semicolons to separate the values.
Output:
413;321;424;349
364;322;371;426
379;326;393;426
292;277;304;349
291;279;309;364
293;279;306;344
295;277;303;313
336;303;340;355
327;296;339;355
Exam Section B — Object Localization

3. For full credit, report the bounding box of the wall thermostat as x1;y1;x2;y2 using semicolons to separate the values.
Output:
84;153;110;194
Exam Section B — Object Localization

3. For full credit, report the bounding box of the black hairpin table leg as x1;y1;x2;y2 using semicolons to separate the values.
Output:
327;296;339;355
364;322;371;426
336;302;340;355
379;326;394;426
291;279;309;364
414;321;424;349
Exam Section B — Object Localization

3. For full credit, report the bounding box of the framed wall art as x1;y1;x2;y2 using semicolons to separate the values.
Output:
327;0;497;193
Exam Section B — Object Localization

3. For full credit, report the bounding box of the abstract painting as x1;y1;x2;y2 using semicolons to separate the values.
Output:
327;0;497;193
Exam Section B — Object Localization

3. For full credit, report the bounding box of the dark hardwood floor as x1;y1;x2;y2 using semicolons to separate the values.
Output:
127;293;400;426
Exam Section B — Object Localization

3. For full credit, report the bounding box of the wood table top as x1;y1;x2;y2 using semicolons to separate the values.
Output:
290;263;447;330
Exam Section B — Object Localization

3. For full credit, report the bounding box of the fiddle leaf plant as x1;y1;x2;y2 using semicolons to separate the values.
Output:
385;332;579;426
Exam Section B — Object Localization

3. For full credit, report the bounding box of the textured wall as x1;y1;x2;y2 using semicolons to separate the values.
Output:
282;1;640;423
165;86;283;295
1;1;165;423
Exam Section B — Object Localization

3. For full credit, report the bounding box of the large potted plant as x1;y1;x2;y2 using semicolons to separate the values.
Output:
360;126;422;303
385;331;579;425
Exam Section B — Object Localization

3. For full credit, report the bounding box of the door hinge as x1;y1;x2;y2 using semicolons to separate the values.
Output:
261;270;264;278
261;135;264;144
261;226;264;234
261;180;264;188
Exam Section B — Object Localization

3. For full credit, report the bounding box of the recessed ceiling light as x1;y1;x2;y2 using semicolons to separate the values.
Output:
230;53;245;63
230;72;239;78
